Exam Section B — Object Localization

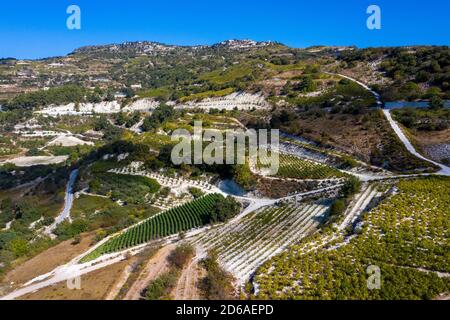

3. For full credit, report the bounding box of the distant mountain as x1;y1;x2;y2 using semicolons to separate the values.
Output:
72;39;282;55
1;38;448;104
73;41;178;56
212;39;279;49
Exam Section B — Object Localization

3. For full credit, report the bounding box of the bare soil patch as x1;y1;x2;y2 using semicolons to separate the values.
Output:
1;155;68;167
19;260;130;300
48;135;94;147
256;176;335;198
411;129;450;163
123;244;176;300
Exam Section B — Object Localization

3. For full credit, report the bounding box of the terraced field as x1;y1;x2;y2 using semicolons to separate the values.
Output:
337;182;384;231
258;152;346;179
191;201;332;283
254;177;450;299
81;194;223;262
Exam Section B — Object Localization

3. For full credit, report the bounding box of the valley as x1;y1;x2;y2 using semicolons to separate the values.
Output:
0;40;448;301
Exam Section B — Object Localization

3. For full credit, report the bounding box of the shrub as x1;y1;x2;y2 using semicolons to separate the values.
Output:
54;219;89;240
9;238;29;257
199;251;235;300
429;95;444;110
168;244;194;269
144;269;179;300
210;196;241;223
330;199;346;216
341;177;361;198
188;187;204;199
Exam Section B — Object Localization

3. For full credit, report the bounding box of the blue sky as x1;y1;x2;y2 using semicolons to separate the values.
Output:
1;0;449;59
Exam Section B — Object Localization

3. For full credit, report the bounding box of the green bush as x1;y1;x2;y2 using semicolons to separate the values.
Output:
210;196;241;223
54;219;89;240
330;199;346;216
341;177;362;198
188;187;204;199
4;85;87;110
145;269;179;300
199;251;235;300
168;244;195;269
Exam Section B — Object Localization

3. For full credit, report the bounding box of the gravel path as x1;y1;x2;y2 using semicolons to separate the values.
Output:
171;253;205;300
44;169;79;236
382;109;450;176
332;72;450;177
123;244;175;300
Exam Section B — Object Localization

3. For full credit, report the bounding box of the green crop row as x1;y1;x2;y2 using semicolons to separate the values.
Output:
80;193;223;262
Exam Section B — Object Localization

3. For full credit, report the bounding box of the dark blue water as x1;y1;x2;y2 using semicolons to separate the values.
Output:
384;101;450;109
218;179;246;196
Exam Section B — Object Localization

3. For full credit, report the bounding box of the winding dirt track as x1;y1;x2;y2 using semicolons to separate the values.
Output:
123;244;175;300
171;257;205;300
104;264;133;300
332;72;450;176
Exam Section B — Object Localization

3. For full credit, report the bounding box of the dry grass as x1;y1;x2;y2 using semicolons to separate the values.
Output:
19;260;131;300
408;128;450;162
2;233;96;289
256;177;325;198
282;113;378;163
123;244;176;300
412;128;450;146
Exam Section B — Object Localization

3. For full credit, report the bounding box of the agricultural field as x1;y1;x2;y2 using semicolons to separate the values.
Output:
80;194;226;262
258;151;347;180
191;200;332;283
162;112;244;132
253;177;450;300
178;88;235;103
124;132;172;150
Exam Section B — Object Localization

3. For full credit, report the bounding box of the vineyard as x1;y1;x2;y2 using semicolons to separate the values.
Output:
80;193;224;262
108;166;218;194
191;200;332;283
258;152;346;180
253;177;450;299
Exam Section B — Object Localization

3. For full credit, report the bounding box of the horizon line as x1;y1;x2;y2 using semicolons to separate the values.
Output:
2;39;449;61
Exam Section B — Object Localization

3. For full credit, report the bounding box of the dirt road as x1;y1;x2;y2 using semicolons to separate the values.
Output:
104;264;134;300
171;257;205;300
123;244;175;300
382;109;450;176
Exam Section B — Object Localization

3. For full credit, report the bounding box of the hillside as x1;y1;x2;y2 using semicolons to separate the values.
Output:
2;41;448;172
0;39;449;301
